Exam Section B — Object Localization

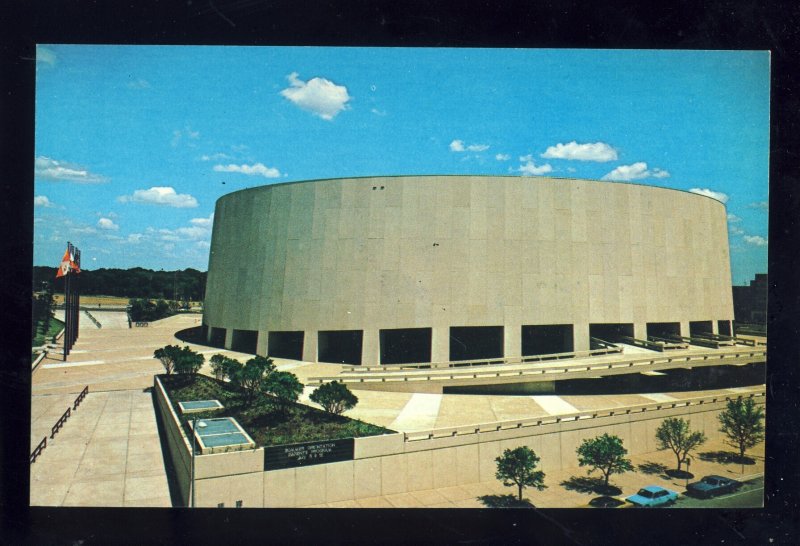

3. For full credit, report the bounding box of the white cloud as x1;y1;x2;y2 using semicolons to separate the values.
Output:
567;167;577;173
602;162;671;182
36;46;56;66
213;163;281;178
280;72;351;120
127;233;143;244
371;108;387;116
190;213;214;227
127;79;150;89
34;195;54;208
495;154;510;161
118;186;199;208
541;141;618;162
34;156;107;183
200;153;232;162
748;201;768;210
517;160;553;176
171;126;200;147
688;187;729;204
450;140;465;152
519;154;533;162
97;218;119;231
727;213;742;223
450;140;489;153
743;235;768;246
729;225;744;236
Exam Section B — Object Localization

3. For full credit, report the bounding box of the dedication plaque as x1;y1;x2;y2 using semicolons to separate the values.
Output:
264;438;355;470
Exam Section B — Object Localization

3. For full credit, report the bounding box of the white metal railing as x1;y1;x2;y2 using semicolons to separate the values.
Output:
403;390;766;442
340;345;624;373
309;348;767;386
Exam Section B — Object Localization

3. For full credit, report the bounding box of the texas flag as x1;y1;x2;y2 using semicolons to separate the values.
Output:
55;248;79;277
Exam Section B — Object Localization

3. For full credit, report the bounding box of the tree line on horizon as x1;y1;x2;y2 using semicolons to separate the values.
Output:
33;266;207;301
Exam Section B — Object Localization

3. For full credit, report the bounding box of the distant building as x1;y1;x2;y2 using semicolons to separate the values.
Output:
202;175;734;364
732;273;767;325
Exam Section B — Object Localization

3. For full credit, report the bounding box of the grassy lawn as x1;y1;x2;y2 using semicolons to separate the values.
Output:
32;317;64;348
160;374;394;447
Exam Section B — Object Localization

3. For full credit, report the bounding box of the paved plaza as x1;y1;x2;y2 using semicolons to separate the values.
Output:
30;310;765;508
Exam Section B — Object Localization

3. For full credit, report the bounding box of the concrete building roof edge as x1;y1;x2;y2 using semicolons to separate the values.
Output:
215;174;728;208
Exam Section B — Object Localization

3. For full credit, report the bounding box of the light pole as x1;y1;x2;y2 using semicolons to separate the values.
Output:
684;457;691;489
191;418;207;508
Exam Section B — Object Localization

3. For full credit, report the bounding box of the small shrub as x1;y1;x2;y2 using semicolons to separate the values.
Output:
174;346;205;376
154;345;182;375
230;355;275;404
264;371;304;414
210;354;240;381
309;381;359;415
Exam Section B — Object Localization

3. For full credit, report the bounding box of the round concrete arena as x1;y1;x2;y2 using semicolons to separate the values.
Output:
202;175;734;365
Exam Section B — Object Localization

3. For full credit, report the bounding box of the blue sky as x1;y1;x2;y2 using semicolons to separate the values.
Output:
34;46;769;285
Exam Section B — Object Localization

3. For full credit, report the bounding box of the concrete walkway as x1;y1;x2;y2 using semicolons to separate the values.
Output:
30;390;171;507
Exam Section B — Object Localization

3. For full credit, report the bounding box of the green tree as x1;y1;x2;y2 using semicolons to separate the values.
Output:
309;381;359;415
209;354;240;381
264;371;304;414
495;446;547;502
174;346;205;377
231;355;275;403
154;344;182;374
655;417;707;472
576;433;633;488
718;397;765;462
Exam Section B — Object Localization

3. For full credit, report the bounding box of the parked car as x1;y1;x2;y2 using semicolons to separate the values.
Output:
686;475;742;499
626;486;679;507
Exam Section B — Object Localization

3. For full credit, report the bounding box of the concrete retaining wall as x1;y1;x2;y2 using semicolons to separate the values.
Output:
263;395;762;507
154;375;266;508
155;375;763;508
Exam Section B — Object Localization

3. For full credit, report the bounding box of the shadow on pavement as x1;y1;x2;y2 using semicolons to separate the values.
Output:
698;450;756;466
150;388;183;507
636;461;669;477
559;476;622;496
588;495;625;508
478;494;535;508
174;326;211;346
665;468;694;479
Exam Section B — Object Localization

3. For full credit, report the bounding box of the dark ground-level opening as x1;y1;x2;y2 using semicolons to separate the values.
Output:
318;330;363;365
231;329;258;354
690;320;714;337
449;326;504;361
717;320;732;337
268;331;304;360
446;362;766;396
522;324;574;356
589;323;634;344
554;362;765;395
209;327;226;348
647;322;682;339
380;328;432;364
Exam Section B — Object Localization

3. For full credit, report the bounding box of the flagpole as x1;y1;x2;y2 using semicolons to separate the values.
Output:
63;244;70;361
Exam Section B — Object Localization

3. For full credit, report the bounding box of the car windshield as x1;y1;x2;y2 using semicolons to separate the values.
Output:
637;489;654;498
